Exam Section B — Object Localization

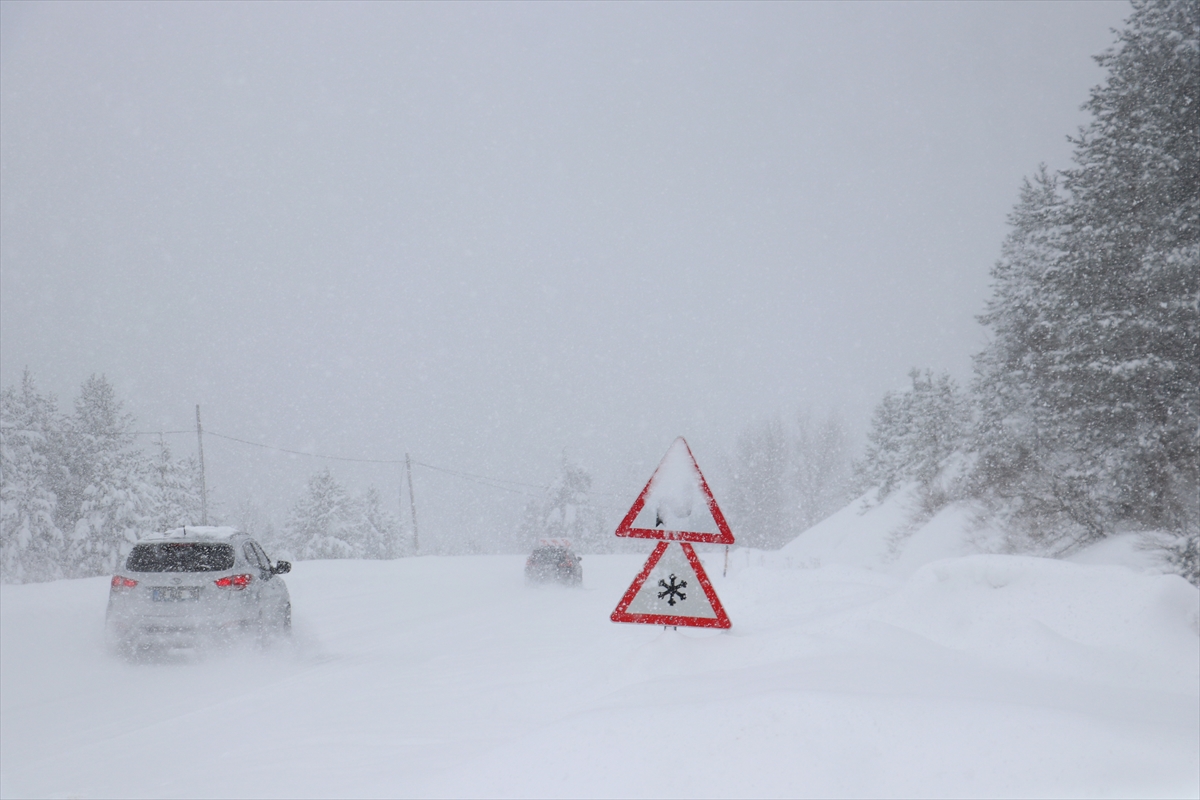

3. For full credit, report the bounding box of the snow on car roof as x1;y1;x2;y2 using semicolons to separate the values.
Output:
140;526;243;541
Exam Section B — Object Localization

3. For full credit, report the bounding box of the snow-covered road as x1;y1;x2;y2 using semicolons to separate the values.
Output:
2;551;1197;798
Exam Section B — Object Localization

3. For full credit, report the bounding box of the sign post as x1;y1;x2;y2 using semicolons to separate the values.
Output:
610;438;733;629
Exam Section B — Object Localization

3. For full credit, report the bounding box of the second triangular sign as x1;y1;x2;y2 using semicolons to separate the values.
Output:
616;437;734;544
610;541;731;629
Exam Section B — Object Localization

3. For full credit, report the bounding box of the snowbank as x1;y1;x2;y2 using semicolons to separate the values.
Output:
774;484;987;575
844;554;1199;689
2;545;1195;798
776;483;1176;578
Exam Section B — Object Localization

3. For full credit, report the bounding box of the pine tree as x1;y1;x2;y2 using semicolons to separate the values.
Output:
361;486;401;559
1047;0;1199;533
283;470;398;560
64;375;153;577
285;469;358;560
972;0;1198;546
970;171;1103;545
0;370;66;583
519;457;604;553
147;436;204;532
857;370;970;507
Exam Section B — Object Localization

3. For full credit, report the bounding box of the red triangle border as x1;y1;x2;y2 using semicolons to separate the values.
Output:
610;541;732;629
615;438;735;544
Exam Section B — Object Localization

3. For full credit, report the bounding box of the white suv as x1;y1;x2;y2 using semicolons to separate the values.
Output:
106;526;291;652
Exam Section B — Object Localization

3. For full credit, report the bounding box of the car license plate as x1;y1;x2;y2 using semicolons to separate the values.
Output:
152;587;201;602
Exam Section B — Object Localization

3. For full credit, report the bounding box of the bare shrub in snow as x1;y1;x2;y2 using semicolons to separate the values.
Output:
1140;530;1200;588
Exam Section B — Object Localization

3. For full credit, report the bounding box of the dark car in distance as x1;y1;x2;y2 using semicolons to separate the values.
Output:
525;538;582;586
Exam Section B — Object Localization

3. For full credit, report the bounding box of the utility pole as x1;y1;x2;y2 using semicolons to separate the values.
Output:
405;453;419;554
195;405;209;525
396;479;404;560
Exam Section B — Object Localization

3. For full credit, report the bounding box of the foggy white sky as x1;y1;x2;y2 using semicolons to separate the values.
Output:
1;1;1129;545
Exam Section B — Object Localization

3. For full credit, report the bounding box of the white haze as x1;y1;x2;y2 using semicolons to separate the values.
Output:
0;1;1129;547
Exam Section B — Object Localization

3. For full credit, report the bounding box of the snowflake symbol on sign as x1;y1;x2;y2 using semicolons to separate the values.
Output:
657;574;688;606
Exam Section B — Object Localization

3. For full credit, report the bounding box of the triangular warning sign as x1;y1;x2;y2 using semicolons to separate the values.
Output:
616;437;735;544
610;542;731;629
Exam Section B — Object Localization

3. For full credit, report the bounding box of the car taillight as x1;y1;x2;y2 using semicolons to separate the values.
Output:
110;575;138;591
214;574;253;590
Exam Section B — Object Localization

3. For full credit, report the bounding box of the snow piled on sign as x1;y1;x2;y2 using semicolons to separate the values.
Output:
1;489;1196;798
629;437;721;534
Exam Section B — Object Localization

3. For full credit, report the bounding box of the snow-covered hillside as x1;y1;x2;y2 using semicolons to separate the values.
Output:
2;502;1197;798
779;483;987;574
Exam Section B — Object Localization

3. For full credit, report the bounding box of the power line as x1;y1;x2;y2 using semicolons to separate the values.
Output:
412;460;550;490
2;424;624;499
203;430;407;465
197;435;545;495
412;460;623;497
200;432;543;495
200;431;625;498
417;468;539;496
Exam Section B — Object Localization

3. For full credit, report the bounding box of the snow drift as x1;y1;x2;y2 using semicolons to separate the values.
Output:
2;488;1196;798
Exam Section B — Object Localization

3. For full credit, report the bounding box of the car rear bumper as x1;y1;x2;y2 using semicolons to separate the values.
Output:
107;612;258;649
524;567;583;584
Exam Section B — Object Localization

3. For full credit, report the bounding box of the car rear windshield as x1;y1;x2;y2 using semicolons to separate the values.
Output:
126;543;235;573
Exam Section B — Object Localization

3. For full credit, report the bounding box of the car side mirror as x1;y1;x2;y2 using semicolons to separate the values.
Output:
272;561;291;575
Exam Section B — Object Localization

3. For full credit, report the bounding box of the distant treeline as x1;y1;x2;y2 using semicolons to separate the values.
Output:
0;372;412;582
0;368;856;583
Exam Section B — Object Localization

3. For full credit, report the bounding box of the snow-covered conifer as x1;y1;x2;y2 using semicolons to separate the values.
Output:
970;171;1101;545
0;370;66;583
971;0;1198;544
857;370;970;506
361;486;402;559
63;375;154;577
285;469;357;560
1047;0;1199;533
284;470;397;560
147;437;204;532
519;457;604;553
